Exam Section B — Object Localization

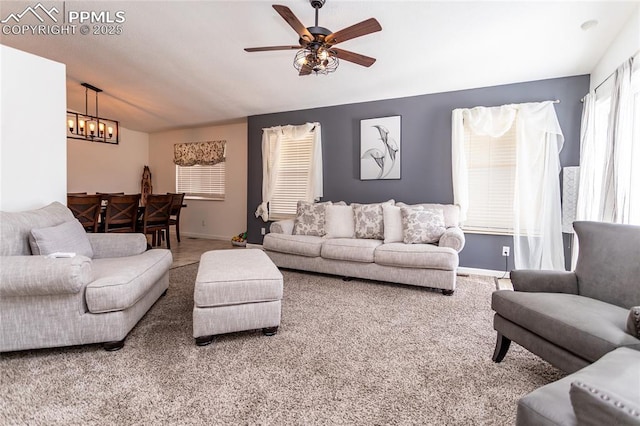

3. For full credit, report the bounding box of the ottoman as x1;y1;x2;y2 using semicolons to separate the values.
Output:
193;249;283;346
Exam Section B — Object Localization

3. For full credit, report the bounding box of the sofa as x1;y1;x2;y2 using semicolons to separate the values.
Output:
263;200;465;294
0;202;173;352
516;347;640;425
492;221;640;373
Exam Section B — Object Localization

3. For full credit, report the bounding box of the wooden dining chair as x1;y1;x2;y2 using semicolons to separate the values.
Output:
67;194;103;232
139;194;172;249
167;192;186;243
103;194;141;233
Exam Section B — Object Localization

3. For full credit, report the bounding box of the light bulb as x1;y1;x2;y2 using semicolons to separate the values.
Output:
68;119;74;132
318;49;328;61
108;126;113;138
297;55;307;65
89;122;95;136
79;119;85;134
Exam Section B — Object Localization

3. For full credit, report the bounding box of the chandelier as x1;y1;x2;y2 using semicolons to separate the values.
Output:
293;46;339;75
66;83;119;144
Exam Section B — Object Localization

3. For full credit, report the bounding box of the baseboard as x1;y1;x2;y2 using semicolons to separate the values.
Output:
457;267;510;278
181;232;231;241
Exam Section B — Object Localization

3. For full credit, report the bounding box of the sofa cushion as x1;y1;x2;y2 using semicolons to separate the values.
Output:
325;205;354;238
628;307;640;338
1;202;74;256
570;381;640;426
400;207;446;244
86;249;173;313
375;243;458;270
382;205;403;243
321;238;383;263
263;233;323;257
352;200;394;239
29;219;94;259
492;291;640;363
292;201;332;236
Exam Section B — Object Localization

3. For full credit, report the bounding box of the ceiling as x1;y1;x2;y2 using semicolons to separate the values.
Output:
1;1;637;133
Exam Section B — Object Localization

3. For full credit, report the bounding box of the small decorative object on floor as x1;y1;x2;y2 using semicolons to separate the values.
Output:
231;231;247;247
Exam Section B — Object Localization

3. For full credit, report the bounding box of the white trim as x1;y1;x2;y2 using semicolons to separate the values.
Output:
247;243;264;249
457;267;509;278
180;232;231;241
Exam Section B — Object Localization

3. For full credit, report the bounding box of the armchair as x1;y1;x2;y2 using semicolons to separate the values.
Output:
491;221;640;374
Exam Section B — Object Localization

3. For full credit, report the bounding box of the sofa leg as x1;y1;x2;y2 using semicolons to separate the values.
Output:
342;276;353;282
195;335;214;346
161;289;168;297
442;289;455;296
262;326;278;336
103;339;125;351
492;333;511;363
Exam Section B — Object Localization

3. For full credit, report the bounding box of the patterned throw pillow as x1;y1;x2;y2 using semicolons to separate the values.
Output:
400;207;446;244
353;200;394;240
292;201;332;236
628;307;640;338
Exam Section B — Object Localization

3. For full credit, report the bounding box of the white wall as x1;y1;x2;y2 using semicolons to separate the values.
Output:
590;4;640;89
149;121;247;240
67;127;149;194
0;45;66;212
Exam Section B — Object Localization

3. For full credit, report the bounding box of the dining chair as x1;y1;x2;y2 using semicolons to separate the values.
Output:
139;194;172;249
167;192;186;243
67;194;103;232
103;194;141;233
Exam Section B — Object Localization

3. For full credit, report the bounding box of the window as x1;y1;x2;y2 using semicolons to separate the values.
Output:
268;131;314;220
462;121;516;234
176;163;225;200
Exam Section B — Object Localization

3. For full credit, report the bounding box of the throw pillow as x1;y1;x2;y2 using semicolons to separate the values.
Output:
628;307;640;338
382;205;403;243
401;207;446;244
570;381;640;426
352;200;394;240
29;219;94;258
325;205;355;238
292;201;332;236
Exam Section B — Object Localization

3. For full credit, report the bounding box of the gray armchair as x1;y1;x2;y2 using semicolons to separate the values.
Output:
491;221;640;374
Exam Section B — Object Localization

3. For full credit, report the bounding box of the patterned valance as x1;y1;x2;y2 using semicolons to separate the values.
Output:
173;140;226;166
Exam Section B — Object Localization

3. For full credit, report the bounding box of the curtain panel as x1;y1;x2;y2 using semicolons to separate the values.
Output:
452;101;565;271
173;140;226;166
255;122;322;222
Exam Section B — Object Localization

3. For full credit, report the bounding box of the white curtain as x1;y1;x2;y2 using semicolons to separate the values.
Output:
255;122;322;222
573;55;639;268
452;101;565;270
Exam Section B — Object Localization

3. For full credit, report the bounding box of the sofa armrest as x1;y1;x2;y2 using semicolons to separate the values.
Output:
438;226;465;252
0;255;92;297
87;233;147;258
511;270;578;294
269;219;294;235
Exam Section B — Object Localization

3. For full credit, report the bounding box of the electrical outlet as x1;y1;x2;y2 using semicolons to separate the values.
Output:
261;227;266;236
502;246;510;257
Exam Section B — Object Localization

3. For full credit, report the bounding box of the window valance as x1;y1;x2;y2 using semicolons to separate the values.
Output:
173;140;226;166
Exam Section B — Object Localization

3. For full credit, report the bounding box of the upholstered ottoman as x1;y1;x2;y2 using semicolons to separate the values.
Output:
193;249;283;346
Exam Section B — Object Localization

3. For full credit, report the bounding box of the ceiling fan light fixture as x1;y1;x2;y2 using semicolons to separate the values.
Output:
293;48;338;75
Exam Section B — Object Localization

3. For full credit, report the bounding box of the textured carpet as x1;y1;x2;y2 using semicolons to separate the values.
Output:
0;265;564;425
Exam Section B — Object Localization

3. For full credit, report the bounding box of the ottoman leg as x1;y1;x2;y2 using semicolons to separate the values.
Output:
195;335;214;346
262;326;278;336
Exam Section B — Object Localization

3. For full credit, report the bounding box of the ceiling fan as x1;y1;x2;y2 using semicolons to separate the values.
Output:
244;0;382;76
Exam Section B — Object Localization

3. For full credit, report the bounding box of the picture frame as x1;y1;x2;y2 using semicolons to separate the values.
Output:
360;115;401;180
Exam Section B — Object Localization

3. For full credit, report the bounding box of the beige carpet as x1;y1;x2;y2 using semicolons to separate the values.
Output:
0;265;564;425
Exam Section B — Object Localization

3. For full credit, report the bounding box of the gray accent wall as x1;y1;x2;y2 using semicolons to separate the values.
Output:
247;75;589;271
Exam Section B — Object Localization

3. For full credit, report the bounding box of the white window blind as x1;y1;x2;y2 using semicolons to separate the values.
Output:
176;163;225;200
463;121;516;234
268;132;314;219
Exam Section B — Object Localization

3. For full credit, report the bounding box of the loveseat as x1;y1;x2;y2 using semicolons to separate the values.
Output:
263;201;465;294
0;202;173;352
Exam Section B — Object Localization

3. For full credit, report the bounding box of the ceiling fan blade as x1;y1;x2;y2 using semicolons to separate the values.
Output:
299;64;313;76
273;5;313;42
245;45;301;52
325;18;381;45
332;48;376;67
